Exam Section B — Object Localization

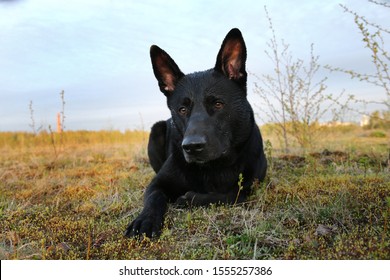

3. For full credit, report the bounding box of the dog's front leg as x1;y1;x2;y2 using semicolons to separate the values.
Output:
124;183;168;238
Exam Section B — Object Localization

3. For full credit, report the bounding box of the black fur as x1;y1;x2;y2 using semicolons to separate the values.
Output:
125;28;267;238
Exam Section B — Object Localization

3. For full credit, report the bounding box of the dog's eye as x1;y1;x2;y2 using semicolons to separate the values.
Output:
214;101;224;110
178;107;188;116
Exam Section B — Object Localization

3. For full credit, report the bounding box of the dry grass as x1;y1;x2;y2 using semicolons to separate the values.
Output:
0;126;389;259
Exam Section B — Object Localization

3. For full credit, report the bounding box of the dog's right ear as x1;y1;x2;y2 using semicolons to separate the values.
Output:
150;45;184;96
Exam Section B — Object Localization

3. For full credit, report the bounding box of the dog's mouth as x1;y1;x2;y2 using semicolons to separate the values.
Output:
190;159;206;164
183;152;207;164
183;148;228;165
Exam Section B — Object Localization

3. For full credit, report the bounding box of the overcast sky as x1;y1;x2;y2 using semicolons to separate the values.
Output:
0;0;389;132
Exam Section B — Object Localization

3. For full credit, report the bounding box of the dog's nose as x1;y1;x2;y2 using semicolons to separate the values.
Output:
182;137;206;155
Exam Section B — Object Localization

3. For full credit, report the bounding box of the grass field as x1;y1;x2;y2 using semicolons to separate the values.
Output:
0;126;389;260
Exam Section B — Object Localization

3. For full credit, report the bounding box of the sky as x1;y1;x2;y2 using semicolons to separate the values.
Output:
0;0;389;132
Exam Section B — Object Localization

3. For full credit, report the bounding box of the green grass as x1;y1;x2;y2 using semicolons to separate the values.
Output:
0;127;389;259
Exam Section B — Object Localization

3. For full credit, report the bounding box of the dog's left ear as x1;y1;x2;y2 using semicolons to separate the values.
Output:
215;28;247;87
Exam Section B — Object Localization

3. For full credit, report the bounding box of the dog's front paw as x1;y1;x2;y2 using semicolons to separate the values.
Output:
124;212;162;239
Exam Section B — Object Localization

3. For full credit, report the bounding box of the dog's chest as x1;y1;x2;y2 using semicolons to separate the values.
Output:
189;166;241;193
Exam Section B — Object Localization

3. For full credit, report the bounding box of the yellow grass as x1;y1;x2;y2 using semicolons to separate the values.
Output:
0;127;389;259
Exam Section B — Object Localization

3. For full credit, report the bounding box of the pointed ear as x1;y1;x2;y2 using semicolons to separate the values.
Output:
150;45;184;96
214;28;247;87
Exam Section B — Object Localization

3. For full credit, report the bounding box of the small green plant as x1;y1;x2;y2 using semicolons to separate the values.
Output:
369;130;387;138
358;156;371;176
264;139;273;172
234;173;244;205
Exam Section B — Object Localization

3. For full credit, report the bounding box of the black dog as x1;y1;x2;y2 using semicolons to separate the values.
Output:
125;28;267;238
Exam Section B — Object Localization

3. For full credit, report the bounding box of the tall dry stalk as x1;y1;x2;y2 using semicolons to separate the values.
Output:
59;90;66;132
28;101;42;135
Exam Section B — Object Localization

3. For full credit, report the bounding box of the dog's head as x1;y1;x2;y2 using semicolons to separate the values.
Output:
150;28;254;165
